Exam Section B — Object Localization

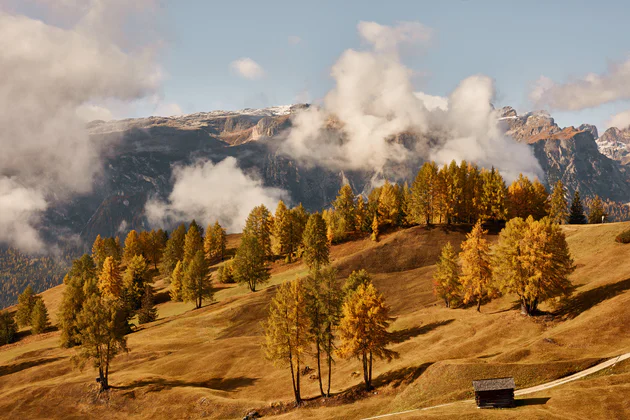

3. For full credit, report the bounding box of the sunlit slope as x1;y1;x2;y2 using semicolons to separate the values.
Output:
1;223;629;419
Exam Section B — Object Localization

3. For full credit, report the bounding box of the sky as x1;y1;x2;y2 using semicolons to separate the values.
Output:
4;0;630;130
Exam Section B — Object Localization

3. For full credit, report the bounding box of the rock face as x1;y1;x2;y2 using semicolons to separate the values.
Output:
597;127;630;163
40;104;630;245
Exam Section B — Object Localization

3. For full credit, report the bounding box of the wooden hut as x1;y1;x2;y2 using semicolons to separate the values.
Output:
472;377;515;408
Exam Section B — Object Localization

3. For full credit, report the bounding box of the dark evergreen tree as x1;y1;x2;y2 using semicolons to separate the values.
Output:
138;284;158;324
0;310;17;345
568;191;587;224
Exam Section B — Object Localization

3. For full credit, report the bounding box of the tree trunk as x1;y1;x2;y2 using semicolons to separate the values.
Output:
316;340;324;397
368;351;373;386
477;297;481;312
326;346;332;397
362;352;370;391
288;345;299;404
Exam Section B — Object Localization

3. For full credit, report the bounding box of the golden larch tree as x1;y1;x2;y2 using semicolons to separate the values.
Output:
459;220;496;311
98;257;123;300
433;242;461;308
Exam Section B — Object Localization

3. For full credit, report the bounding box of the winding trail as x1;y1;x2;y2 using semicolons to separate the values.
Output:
360;352;630;420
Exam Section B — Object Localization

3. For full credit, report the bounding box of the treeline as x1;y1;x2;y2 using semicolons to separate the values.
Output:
0;248;70;308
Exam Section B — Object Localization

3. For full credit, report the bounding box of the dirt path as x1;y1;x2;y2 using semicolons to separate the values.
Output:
361;352;630;420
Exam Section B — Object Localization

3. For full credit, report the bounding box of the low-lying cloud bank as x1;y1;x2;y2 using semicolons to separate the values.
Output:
280;21;543;183
0;1;162;252
145;158;288;233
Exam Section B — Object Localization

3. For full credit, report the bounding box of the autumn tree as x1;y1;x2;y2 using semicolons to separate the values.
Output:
138;284;158;324
92;235;107;270
30;298;49;335
243;205;273;259
356;196;369;232
15;285;36;328
103;237;122;263
433;242;461;308
480;168;508;222
371;215;379;242
304;272;326;396
74;295;128;391
377;181;403;227
263;278;311;404
532;179;549;220
493;217;575;315
568;191;587;224
289;204;310;261
216;259;235;283
142;229;167;269
59;254;98;348
122;230;143;265
169;261;184;302
338;283;398;391
343;269;372;296
182;250;212;309
334;184;357;233
0;311;17;345
204;221;227;263
160;223;186;277
588;196;607;224
411;161;439;224
507;174;535;219
122;255;150;309
302;213;330;272
273;200;291;257
98;257;123;300
459;220;496;311
319;267;343;396
548;180;569;224
233;234;270;292
183;221;204;265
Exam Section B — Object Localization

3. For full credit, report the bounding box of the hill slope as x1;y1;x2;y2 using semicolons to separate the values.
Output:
1;223;630;419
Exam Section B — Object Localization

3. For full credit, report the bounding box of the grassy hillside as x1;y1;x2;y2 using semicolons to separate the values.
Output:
1;223;630;419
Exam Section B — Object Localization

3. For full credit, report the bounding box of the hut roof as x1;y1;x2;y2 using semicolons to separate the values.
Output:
472;377;515;392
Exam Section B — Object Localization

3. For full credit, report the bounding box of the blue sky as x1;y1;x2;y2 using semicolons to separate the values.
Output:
11;0;630;130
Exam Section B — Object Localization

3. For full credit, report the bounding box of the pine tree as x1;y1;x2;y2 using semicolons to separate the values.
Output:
343;269;372;296
532;179;549;220
243;205;273;259
433;242;461;308
459;220;496;311
338;283;398;391
289;204;310;261
160;224;186;277
371;214;379;242
204;221;227;263
507;174;535;219
273;200;292;258
143;229;167;269
493;217;575;315
103;237;122;263
0;311;17;345
548;180;569;224
15;285;36;328
122;230;143;265
122;255;149;310
138;284;158;324
304;272;326;397
183;221;204;266
170;261;184;302
302;213;330;272
74;295;128;391
568;191;587;224
377;181;402;227
319;266;343;396
233;234;270;292
59;254;97;348
30;297;49;335
91;235;107;270
0;311;17;346
182;250;212;309
356;196;369;232
411;161;438;224
216;259;235;283
334;184;357;233
588;196;607;224
480;168;508;222
98;256;123;300
263;278;311;404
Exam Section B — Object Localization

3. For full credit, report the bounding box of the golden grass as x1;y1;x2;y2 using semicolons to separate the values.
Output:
2;222;630;419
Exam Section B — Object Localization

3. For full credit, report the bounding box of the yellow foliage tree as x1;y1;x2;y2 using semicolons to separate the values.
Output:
170;261;184;302
98;257;123;300
493;216;575;315
337;283;398;391
263;278;311;404
433;242;461;308
122;230;143;265
459;220;497;311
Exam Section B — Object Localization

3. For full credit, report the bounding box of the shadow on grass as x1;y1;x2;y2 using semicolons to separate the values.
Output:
516;397;550;406
0;356;65;378
114;376;258;392
372;362;434;389
391;319;454;344
154;290;171;305
555;278;630;319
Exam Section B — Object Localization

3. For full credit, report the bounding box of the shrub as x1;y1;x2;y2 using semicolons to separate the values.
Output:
615;229;630;244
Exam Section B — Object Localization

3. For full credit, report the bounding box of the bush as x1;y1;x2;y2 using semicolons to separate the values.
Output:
216;260;235;284
615;229;630;244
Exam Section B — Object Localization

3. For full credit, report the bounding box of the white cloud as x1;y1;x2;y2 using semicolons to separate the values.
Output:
76;104;115;122
155;102;183;117
145;157;288;233
0;3;161;252
357;21;432;53
230;57;265;80
531;58;630;110
606;110;630;130
288;35;301;45
281;21;542;183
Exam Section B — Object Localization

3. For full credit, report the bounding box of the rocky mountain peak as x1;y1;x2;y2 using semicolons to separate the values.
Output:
578;124;599;140
499;107;560;142
596;126;630;163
